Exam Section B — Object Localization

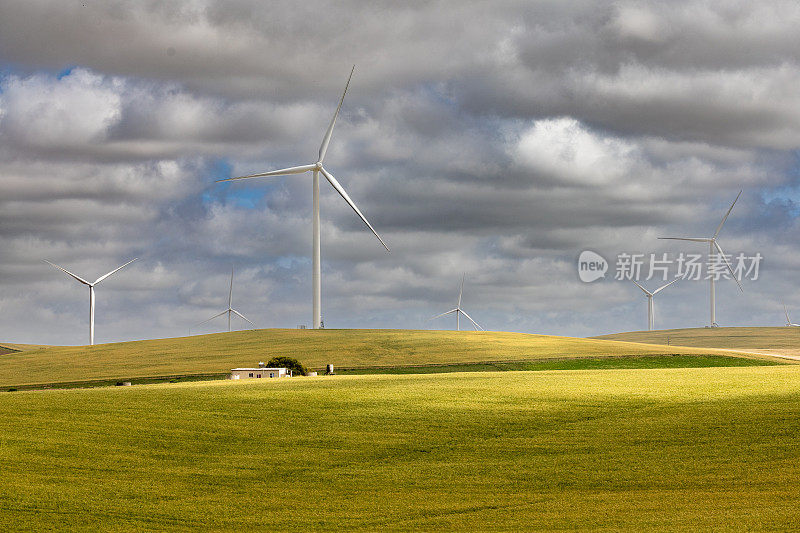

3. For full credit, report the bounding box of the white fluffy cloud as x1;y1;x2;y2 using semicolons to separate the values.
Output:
1;69;122;148
515;118;638;186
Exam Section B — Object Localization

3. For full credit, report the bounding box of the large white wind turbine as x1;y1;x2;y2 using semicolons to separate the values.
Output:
44;258;137;345
194;267;256;333
659;191;743;327
631;278;680;331
783;303;800;327
430;274;483;331
217;66;389;329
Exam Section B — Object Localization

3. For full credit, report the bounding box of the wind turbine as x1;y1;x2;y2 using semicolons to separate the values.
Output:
430;274;483;331
631;278;680;331
659;190;743;327
783;302;800;327
194;267;256;333
44;258;137;345
217;66;389;329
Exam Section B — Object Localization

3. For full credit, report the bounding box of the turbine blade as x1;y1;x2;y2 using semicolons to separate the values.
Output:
458;274;465;307
217;164;316;182
319;166;390;252
94;258;137;285
652;277;680;295
713;241;743;292
229;266;234;308
231;308;257;328
784;302;791;324
193;310;228;328
631;279;651;296
459;309;483;331
714;190;742;239
658;237;711;242
43;260;91;286
430;309;458;321
318;65;355;163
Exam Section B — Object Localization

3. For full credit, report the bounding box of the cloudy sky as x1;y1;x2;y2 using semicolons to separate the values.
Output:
2;0;800;345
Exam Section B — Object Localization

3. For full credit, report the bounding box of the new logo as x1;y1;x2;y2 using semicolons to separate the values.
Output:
578;250;608;283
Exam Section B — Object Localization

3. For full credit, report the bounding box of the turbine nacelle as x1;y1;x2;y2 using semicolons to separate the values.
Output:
631;278;680;331
215;66;386;329
193;266;257;333
658;190;743;327
44;258;137;345
430;274;483;331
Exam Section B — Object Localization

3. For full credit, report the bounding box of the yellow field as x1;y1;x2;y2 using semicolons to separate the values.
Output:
2;367;800;530
0;328;769;387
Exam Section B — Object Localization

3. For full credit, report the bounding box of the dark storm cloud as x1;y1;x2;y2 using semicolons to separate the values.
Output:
1;0;800;344
3;1;800;146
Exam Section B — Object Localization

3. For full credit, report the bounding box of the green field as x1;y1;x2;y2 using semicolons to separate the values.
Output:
0;329;769;388
595;327;800;357
336;354;779;374
2;367;800;530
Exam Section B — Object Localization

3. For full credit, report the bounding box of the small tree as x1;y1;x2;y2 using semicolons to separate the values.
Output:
267;356;309;376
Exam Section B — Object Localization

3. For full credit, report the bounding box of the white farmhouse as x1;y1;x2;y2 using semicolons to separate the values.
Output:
230;363;291;380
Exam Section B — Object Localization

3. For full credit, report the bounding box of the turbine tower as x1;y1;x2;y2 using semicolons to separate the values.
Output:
631;278;680;331
430;274;483;331
783;302;800;327
44;258;137;345
659;190;743;327
194;267;256;333
217;66;389;329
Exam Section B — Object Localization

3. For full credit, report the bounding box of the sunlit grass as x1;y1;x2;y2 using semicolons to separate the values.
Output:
2;367;799;530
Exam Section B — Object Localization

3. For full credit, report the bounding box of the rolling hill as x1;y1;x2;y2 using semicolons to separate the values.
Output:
0;328;777;388
594;327;800;358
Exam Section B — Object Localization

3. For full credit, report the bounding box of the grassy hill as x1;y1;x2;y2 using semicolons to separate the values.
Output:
594;327;800;357
0;342;45;352
0;328;775;387
3;367;800;530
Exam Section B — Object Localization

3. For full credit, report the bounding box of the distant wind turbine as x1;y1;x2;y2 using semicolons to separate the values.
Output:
430;274;483;331
194;267;256;333
783;302;800;327
44;258;137;345
659;190;743;327
217;65;389;330
631;278;680;331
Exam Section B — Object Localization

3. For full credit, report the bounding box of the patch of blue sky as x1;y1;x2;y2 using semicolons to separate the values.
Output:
761;186;800;218
0;64;84;95
208;157;233;181
0;63;25;80
57;66;76;79
201;158;282;209
202;183;274;210
0;63;77;83
0;64;21;92
760;151;800;217
230;187;269;209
